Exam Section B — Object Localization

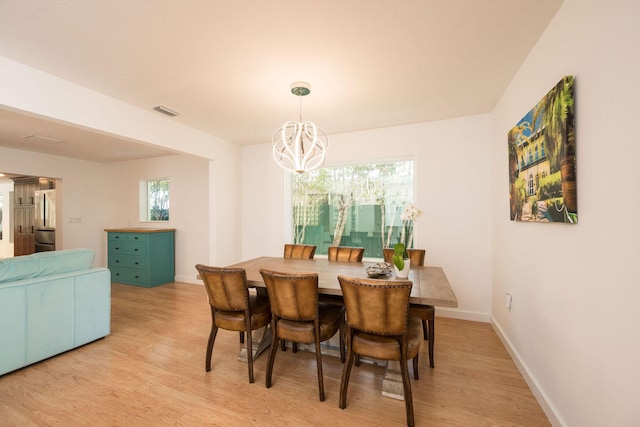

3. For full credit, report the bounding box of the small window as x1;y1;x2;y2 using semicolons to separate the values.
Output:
140;179;169;222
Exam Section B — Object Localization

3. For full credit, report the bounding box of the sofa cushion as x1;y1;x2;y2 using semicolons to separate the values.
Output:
34;249;95;277
0;254;37;283
0;249;95;283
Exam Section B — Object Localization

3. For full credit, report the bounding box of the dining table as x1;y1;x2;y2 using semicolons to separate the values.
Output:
226;256;459;400
228;256;458;307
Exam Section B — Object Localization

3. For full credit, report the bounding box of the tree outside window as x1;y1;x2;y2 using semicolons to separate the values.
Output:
143;179;169;221
291;161;414;258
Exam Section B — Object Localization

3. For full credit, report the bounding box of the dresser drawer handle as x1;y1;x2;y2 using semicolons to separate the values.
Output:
134;262;139;265
115;247;120;250
134;248;138;252
115;260;120;263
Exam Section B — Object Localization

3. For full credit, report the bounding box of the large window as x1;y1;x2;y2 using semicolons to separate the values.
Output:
290;160;415;258
140;178;170;222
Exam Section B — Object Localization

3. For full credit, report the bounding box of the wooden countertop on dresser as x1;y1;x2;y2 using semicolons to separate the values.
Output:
104;228;176;233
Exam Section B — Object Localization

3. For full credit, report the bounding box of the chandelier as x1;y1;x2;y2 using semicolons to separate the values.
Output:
272;82;328;173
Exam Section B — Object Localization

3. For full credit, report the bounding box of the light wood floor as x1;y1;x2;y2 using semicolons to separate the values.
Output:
0;282;550;426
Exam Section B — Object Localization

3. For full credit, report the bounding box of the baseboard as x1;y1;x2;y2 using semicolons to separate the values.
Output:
490;317;564;427
435;307;491;323
174;275;202;285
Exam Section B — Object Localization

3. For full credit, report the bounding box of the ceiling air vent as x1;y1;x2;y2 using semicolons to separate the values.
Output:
22;134;60;143
153;105;180;117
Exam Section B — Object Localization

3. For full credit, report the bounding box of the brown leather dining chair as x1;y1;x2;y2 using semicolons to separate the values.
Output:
383;248;435;367
337;275;422;427
259;268;345;402
327;246;364;262
322;246;364;307
195;264;272;384
283;243;317;259
280;243;318;352
382;248;425;268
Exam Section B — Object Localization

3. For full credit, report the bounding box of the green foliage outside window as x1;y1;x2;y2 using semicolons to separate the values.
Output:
291;161;414;258
148;179;169;221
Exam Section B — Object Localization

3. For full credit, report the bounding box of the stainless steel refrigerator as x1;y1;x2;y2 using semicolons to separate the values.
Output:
34;189;56;252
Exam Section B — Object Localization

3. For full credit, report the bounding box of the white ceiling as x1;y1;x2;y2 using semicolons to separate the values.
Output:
0;0;563;163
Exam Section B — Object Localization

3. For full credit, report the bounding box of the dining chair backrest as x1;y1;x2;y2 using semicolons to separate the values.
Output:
327;246;364;263
196;265;249;312
338;276;412;335
260;269;319;321
382;248;426;267
283;244;317;259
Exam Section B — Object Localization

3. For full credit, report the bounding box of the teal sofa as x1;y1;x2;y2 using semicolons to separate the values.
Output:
0;248;111;376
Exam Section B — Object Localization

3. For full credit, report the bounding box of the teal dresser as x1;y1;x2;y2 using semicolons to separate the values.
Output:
105;228;175;287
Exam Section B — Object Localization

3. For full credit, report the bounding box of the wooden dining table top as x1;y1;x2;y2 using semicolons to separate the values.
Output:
227;256;458;308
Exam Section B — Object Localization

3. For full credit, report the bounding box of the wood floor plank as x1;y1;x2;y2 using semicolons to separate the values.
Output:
0;282;550;426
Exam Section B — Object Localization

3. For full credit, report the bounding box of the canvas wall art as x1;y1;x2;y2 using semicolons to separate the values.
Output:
508;76;576;223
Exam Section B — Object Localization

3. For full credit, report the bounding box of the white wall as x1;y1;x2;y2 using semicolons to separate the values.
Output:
0;146;109;264
490;1;640;426
241;115;493;319
104;154;211;283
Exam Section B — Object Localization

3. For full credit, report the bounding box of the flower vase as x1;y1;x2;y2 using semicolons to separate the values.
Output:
394;261;410;279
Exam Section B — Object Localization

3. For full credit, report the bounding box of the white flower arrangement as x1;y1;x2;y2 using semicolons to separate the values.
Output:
400;203;423;251
401;203;423;222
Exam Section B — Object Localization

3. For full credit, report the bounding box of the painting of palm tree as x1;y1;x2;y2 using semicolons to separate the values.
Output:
508;76;576;223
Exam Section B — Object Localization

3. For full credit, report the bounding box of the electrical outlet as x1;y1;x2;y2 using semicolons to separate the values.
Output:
505;293;512;310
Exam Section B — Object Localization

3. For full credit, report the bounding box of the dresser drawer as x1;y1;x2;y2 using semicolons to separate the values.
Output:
126;233;149;243
108;232;149;243
108;232;130;242
109;267;149;286
108;241;148;256
108;254;148;270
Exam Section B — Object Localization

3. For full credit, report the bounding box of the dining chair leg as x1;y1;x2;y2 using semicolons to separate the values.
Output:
205;323;218;372
422;319;428;340
400;354;415;427
339;348;356;409
266;320;279;389
239;331;244;344
245;318;255;384
339;324;345;363
428;318;435;368
412;355;419;380
314;337;325;401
